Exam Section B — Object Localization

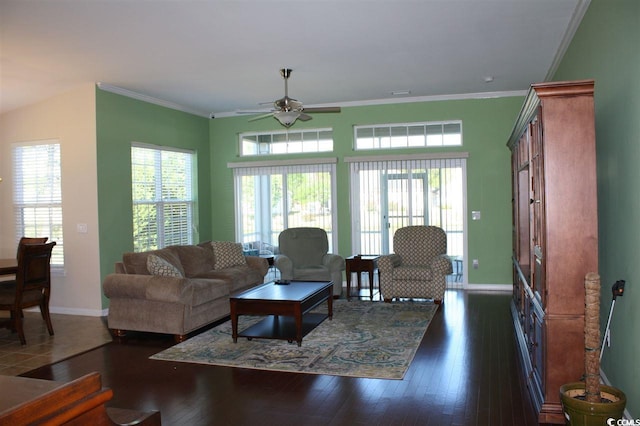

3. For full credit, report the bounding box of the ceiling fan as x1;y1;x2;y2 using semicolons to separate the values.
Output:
244;68;341;128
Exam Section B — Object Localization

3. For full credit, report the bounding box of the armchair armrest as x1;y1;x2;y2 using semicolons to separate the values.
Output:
103;273;192;304
430;254;453;275
274;254;293;280
378;254;402;273
322;253;345;271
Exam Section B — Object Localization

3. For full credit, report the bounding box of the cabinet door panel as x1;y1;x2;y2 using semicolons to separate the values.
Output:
531;307;545;393
529;112;546;305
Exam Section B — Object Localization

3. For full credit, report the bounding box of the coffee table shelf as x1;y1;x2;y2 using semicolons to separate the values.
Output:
238;312;328;343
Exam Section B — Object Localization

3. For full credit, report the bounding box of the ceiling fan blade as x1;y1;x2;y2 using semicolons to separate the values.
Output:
236;110;271;115
248;112;275;122
245;68;340;128
303;106;341;113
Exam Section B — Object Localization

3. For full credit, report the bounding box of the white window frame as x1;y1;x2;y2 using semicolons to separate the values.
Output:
131;143;196;252
12;140;64;271
239;128;334;156
354;120;463;150
347;152;468;287
229;158;339;251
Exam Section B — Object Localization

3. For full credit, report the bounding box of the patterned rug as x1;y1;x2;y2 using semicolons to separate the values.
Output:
150;300;437;379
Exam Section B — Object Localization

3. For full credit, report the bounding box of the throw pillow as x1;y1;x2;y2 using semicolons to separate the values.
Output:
211;241;247;269
147;254;184;278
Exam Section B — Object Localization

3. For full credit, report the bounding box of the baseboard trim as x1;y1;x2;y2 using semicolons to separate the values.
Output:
463;283;513;292
25;306;108;317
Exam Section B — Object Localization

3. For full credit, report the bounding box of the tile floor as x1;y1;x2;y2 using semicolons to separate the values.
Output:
0;311;112;376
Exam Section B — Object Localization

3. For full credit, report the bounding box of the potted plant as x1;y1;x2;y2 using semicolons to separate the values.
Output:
560;272;626;425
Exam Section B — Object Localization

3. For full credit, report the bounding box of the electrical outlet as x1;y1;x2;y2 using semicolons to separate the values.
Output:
472;259;479;269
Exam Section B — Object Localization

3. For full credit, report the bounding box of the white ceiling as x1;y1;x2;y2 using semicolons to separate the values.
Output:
0;0;589;118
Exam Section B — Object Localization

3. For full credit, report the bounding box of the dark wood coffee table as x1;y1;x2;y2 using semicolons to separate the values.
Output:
230;280;333;347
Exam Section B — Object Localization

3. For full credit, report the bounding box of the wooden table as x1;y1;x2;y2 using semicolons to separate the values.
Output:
230;280;333;347
0;375;61;414
0;258;18;276
0;373;161;425
346;255;379;300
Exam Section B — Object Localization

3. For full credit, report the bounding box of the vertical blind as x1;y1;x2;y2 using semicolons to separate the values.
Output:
348;156;466;261
231;160;337;251
13;141;64;267
131;144;195;252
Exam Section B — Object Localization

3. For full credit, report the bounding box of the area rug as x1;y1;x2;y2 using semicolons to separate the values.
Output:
150;300;437;379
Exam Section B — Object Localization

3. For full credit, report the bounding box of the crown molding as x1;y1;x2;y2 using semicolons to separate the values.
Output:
96;82;210;117
545;0;591;80
213;89;527;119
96;82;526;120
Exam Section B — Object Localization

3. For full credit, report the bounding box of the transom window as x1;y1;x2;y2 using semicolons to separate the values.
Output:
354;121;462;150
240;129;333;156
131;144;196;252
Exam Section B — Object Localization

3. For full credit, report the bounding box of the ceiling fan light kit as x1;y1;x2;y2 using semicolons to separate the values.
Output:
246;68;341;128
275;111;301;127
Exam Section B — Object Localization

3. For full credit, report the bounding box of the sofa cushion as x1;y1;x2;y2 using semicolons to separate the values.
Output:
171;244;216;277
147;254;184;278
123;248;185;276
211;241;247;269
194;266;263;293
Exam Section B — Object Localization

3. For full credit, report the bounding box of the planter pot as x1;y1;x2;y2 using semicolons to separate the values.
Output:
560;382;626;426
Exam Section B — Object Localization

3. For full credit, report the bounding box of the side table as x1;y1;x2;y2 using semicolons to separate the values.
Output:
346;255;379;300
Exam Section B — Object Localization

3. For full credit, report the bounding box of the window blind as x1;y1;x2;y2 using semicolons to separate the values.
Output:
349;157;466;278
232;161;338;251
131;144;195;251
13;141;64;268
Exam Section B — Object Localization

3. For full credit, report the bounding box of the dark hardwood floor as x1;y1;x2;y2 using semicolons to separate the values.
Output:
21;290;538;425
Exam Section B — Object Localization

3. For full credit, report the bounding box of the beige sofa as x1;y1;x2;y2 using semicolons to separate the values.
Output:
103;242;268;342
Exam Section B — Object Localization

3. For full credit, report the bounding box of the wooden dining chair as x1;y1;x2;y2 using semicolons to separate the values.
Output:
16;236;48;259
0;242;56;345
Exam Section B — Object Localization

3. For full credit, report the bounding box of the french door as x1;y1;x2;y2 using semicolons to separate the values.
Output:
349;156;466;274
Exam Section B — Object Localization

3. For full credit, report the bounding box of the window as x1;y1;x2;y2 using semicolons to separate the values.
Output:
240;129;333;156
13;141;64;269
230;159;338;251
354;121;462;150
347;154;466;285
131;144;196;252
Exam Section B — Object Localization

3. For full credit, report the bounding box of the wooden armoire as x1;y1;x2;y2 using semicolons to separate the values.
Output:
507;80;598;424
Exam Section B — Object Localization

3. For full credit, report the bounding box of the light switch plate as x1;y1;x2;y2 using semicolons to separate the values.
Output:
472;211;481;220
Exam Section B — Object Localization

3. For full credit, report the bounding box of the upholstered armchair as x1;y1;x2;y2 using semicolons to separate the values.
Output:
378;226;453;304
275;227;345;296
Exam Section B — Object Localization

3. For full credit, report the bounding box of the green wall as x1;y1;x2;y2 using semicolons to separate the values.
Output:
553;0;640;415
91;0;638;414
96;88;211;305
210;96;523;286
